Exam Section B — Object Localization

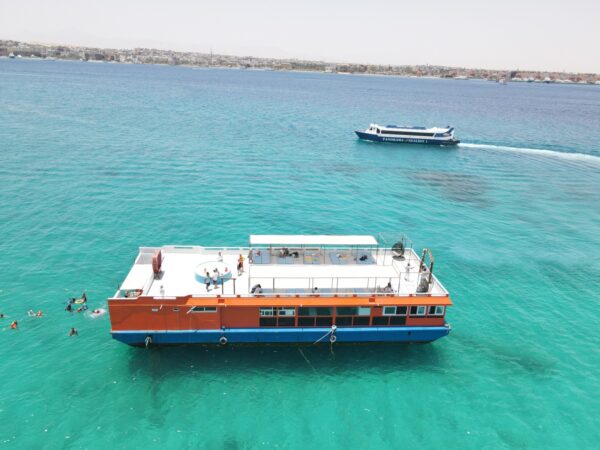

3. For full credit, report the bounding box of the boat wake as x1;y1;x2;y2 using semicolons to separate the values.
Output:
459;143;600;166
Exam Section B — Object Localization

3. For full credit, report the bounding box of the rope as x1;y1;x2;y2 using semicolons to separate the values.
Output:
313;329;332;344
313;325;337;345
298;348;317;374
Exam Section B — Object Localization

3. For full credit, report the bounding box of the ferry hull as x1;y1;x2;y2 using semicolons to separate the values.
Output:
355;131;459;145
112;325;451;346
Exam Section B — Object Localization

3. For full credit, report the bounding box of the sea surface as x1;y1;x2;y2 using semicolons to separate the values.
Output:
1;60;599;449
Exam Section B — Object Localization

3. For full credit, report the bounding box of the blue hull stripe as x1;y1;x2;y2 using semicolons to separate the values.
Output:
111;326;451;346
355;131;459;145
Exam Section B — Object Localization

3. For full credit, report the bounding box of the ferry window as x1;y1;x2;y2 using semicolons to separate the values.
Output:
335;317;353;326
410;306;426;316
336;307;355;316
389;316;406;325
260;307;274;317
383;306;397;316
397;306;407;316
373;316;390;326
353;317;370;326
299;307;332;316
190;306;217;313
298;317;315;327
428;306;445;316
260;317;277;327
336;306;369;316
277;317;295;327
277;307;296;317
316;317;333;327
357;307;371;316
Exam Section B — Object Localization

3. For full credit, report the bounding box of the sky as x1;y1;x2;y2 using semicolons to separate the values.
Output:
1;0;598;73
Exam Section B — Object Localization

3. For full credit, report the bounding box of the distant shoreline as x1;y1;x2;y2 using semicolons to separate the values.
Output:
1;39;599;85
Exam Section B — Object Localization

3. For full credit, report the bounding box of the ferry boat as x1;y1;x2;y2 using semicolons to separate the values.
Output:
108;235;452;346
355;124;460;145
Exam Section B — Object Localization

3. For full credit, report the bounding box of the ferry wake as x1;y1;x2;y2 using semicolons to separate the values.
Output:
108;235;452;346
356;124;460;145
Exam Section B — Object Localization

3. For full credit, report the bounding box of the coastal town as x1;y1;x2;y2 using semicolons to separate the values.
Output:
1;39;599;84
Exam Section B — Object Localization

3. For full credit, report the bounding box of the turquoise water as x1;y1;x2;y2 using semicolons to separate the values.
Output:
1;60;599;449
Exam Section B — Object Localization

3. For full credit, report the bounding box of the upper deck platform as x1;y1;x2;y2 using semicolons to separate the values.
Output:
113;235;449;300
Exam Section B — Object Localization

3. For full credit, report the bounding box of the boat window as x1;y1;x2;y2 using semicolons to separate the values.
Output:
277;307;296;317
190;306;217;313
428;306;445;316
260;307;274;317
381;129;435;137
316;317;333;327
335;317;353;326
259;317;277;327
353;316;370;326
383;306;407;316
298;317;315;327
373;316;390;326
389;316;406;325
383;306;397;316
298;307;332;316
336;306;371;316
277;317;295;327
410;306;426;316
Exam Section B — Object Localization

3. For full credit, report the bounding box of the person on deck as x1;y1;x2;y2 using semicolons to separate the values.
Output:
237;254;244;275
205;270;211;291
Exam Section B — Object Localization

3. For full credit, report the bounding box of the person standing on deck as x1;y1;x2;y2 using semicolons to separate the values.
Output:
237;254;244;275
212;269;219;289
205;270;211;291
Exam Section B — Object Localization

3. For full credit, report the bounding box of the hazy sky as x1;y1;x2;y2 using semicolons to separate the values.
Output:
1;0;598;73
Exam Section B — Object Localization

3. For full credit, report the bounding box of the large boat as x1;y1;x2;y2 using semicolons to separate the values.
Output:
108;235;452;346
355;124;460;145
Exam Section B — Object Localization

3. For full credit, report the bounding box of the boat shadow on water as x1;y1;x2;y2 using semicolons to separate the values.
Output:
123;342;451;377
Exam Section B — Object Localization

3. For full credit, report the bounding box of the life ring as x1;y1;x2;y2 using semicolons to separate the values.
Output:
219;336;228;345
329;334;337;344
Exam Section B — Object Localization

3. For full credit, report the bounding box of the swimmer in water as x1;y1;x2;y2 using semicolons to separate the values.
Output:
10;321;17;329
66;303;72;312
0;313;4;319
68;327;78;336
36;310;43;317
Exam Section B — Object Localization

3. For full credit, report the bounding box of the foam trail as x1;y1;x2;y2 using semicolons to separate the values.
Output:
459;143;600;166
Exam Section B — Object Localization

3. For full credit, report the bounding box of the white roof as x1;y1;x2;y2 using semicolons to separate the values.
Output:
249;235;378;246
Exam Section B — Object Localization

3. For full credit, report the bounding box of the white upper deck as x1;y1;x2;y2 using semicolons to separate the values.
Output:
114;235;449;299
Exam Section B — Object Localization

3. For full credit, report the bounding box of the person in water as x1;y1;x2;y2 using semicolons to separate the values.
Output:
68;327;78;336
0;313;4;319
10;321;17;329
66;303;73;312
36;310;43;317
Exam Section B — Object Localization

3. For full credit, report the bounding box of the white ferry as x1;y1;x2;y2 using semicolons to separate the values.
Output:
355;124;460;145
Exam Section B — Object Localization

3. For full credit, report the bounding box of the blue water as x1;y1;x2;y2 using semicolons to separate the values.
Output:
1;60;599;449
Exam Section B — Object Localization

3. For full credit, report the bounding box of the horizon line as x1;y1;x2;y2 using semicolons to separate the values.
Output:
2;37;599;77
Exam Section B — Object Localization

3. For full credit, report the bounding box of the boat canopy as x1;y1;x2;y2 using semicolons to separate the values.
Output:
249;235;378;247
